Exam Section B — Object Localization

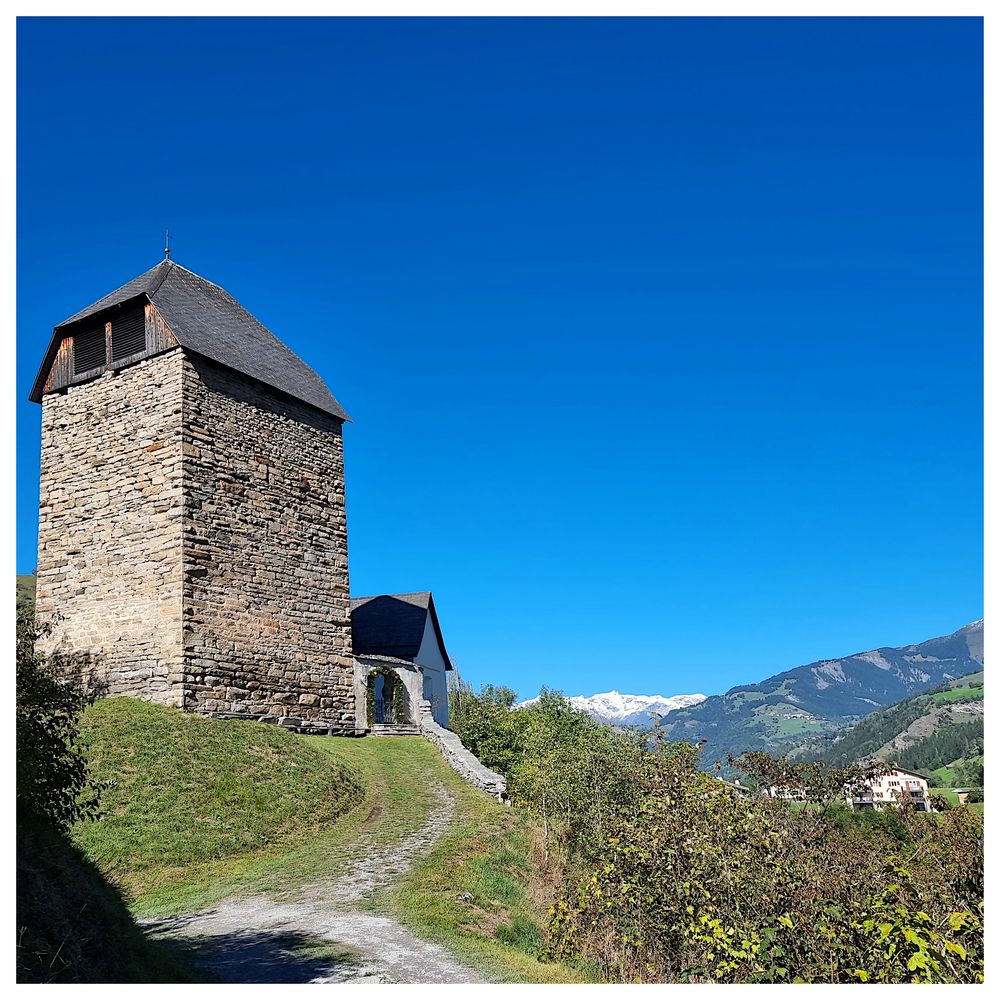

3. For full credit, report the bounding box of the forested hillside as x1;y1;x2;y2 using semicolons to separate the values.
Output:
800;673;983;786
662;621;983;767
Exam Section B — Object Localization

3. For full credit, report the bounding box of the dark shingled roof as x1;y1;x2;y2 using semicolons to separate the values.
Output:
350;592;454;670
30;260;349;420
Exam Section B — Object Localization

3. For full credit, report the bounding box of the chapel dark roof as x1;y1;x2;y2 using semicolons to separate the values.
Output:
30;260;349;420
350;592;454;670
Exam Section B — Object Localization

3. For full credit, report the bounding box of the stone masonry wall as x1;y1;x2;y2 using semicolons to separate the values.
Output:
36;351;186;702
417;702;509;801
180;354;355;730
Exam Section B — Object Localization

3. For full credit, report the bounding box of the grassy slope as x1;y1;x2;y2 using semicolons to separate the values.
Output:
16;574;36;611
801;671;984;770
74;698;583;983
74;699;364;910
929;754;985;787
363;739;591;983
927;787;983;817
931;685;982;704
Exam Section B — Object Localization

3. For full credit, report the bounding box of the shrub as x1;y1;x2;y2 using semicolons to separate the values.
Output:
16;609;100;831
15;609;194;982
547;739;983;983
451;684;648;859
451;681;983;983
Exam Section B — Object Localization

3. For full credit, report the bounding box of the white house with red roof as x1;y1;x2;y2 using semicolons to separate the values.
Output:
847;765;933;812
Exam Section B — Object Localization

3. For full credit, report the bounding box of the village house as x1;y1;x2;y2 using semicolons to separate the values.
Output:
29;259;457;739
954;788;983;806
763;784;808;802
846;765;933;812
713;777;752;798
350;592;453;729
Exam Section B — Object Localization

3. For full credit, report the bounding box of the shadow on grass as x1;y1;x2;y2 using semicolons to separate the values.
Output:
17;821;205;983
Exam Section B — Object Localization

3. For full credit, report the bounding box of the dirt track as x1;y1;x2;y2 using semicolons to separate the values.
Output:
142;782;483;984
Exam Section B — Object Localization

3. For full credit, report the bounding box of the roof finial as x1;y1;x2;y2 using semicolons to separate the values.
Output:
163;229;171;260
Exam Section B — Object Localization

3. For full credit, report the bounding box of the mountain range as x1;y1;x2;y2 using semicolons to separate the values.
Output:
517;690;706;728
661;620;984;766
798;669;983;783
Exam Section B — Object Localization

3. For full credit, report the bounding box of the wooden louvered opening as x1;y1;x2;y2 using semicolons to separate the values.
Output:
73;325;107;375
110;307;146;362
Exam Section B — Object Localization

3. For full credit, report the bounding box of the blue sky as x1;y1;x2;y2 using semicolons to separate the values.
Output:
17;17;982;698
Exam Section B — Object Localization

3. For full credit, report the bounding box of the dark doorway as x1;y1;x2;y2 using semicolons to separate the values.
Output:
372;671;405;725
373;673;389;724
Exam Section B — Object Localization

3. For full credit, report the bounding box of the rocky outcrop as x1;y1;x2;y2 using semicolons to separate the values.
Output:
416;700;508;801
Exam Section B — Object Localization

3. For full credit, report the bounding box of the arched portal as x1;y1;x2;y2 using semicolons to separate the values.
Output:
373;671;393;724
364;663;410;727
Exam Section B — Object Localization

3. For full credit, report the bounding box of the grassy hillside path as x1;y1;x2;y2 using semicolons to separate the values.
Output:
75;708;581;983
141;780;483;983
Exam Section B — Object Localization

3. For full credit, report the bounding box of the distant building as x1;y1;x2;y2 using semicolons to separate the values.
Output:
954;788;982;806
764;785;807;802
847;766;933;812
713;777;753;797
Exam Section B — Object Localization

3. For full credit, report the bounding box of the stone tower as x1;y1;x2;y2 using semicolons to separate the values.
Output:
30;260;356;732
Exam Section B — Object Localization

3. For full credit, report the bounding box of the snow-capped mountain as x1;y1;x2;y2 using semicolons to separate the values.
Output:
516;690;707;729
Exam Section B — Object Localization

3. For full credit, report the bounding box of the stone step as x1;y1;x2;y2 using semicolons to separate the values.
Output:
369;724;421;736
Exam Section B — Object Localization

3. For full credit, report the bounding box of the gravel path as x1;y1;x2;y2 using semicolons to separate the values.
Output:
142;782;484;984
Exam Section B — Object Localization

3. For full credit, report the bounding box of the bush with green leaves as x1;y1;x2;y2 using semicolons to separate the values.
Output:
450;679;984;983
547;738;983;983
450;681;648;858
16;609;100;831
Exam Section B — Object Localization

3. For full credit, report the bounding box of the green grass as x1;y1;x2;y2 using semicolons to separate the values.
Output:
930;787;961;806
748;703;825;737
730;690;766;702
73;699;364;913
930;765;955;787
18;822;197;983
286;939;362;965
377;747;593;983
931;686;983;705
928;787;982;817
16;574;36;611
928;753;984;790
72;698;585;982
948;671;984;688
773;716;825;736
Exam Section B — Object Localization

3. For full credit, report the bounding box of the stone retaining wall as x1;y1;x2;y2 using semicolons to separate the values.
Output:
417;700;508;801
